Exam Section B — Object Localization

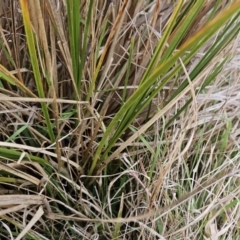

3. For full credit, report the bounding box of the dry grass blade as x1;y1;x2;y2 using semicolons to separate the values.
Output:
15;206;44;240
0;195;44;206
0;163;40;186
0;96;88;104
0;205;29;216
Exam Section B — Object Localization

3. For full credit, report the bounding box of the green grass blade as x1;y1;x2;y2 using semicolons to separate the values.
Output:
19;0;55;142
66;0;80;91
122;37;135;104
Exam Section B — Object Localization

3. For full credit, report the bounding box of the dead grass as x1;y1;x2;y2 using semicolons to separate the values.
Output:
0;0;240;239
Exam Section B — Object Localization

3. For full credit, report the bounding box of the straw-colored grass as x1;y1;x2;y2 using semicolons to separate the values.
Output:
0;0;240;239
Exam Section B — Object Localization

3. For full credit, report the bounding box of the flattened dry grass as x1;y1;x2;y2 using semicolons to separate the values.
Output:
0;0;240;239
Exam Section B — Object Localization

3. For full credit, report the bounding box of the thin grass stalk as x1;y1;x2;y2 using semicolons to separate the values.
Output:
122;37;135;104
78;0;94;93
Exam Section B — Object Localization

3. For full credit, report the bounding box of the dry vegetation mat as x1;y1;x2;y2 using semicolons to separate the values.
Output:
0;0;240;239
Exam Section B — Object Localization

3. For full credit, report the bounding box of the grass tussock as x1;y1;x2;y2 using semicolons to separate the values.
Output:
0;0;240;239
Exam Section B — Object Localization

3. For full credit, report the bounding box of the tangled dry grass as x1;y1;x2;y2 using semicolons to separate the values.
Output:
0;0;240;239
